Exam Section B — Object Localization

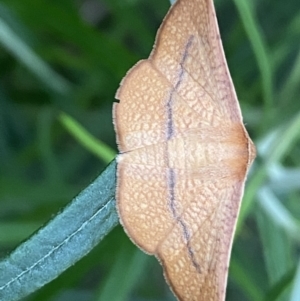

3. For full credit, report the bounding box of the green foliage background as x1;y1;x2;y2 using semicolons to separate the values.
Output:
0;0;300;300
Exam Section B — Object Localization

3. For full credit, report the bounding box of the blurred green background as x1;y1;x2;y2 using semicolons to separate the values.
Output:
0;0;300;300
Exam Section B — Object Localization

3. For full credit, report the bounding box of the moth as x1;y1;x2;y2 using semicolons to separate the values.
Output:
113;0;256;300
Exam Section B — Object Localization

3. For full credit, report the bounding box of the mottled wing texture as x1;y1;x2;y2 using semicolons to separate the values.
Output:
150;0;243;123
115;61;174;152
158;173;245;301
116;130;249;301
113;0;255;300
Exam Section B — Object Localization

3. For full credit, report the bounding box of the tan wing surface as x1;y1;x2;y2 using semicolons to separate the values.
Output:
157;173;246;301
150;0;243;123
116;155;247;301
114;0;256;300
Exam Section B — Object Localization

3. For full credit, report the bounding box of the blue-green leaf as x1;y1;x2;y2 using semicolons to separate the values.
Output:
0;160;118;301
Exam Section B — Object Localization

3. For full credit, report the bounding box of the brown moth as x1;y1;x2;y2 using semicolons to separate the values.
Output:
113;0;256;300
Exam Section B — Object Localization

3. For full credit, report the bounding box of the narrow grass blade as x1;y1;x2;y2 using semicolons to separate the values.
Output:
97;247;149;301
232;0;273;128
290;260;300;301
59;112;116;164
0;18;71;94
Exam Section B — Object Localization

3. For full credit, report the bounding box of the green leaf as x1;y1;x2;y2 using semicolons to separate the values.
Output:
230;256;264;301
0;160;118;301
264;267;296;301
